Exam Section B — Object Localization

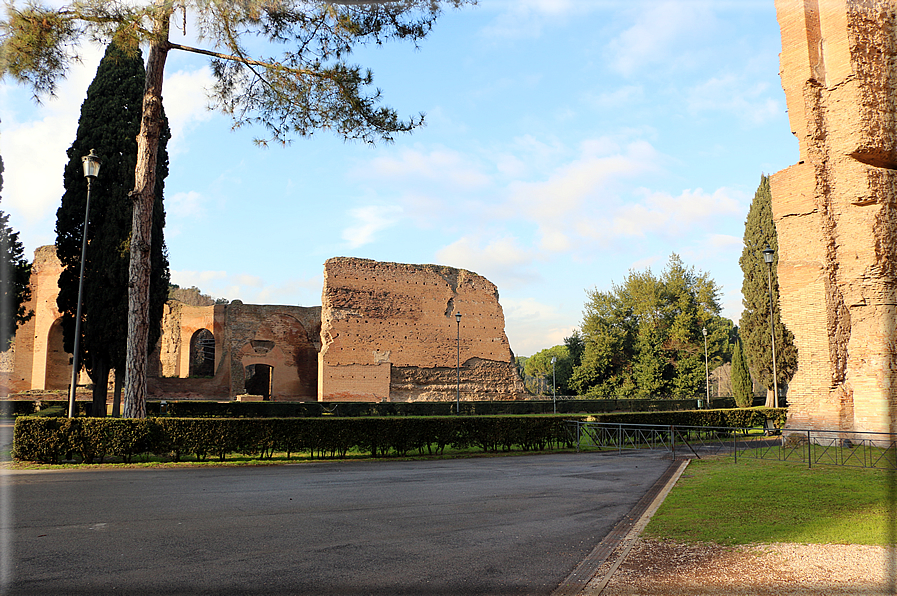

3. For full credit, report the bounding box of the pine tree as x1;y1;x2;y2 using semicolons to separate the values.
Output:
0;154;33;349
739;175;798;406
55;42;170;417
731;336;753;408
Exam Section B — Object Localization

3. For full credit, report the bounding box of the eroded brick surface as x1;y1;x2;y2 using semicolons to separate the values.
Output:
320;258;525;402
771;0;897;434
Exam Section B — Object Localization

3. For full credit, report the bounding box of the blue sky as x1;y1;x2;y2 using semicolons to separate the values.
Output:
0;0;796;357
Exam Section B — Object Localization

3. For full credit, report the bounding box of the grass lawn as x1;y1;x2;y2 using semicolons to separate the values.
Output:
645;456;896;546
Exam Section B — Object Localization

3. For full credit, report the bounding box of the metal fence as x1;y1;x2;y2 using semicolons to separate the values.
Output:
567;421;897;471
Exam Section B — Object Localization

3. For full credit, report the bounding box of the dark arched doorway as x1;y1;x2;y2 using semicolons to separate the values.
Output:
45;318;70;390
245;364;273;400
189;329;215;377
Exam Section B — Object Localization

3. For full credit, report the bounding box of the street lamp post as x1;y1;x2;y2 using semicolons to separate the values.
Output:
702;327;709;409
550;356;557;414
455;312;462;414
762;245;779;409
68;149;101;418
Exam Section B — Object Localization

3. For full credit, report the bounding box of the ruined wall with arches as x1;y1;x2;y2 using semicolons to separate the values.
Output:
5;249;522;404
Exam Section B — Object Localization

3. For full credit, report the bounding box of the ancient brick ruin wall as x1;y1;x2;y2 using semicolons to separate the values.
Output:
319;257;525;402
771;0;897;434
4;246;90;394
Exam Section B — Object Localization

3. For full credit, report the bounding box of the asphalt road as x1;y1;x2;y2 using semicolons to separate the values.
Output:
2;451;672;596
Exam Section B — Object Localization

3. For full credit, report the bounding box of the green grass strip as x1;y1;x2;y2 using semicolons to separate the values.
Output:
645;456;893;546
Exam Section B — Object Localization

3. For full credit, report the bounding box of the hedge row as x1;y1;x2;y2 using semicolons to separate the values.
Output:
12;408;785;464
3;397;773;419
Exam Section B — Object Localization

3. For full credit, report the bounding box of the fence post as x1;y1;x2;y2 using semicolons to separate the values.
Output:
671;425;676;459
807;429;812;469
733;427;737;464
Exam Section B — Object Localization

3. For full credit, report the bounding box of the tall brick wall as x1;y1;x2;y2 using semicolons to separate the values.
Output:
771;0;897;434
319;257;525;402
5;246;89;394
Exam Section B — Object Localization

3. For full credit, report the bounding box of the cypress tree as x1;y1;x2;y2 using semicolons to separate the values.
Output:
0;154;33;349
738;175;798;406
55;42;170;417
731;336;753;408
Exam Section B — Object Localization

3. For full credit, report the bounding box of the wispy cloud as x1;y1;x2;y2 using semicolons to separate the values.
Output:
687;74;781;124
501;296;577;356
161;66;216;154
606;1;716;77
341;205;403;249
436;235;540;289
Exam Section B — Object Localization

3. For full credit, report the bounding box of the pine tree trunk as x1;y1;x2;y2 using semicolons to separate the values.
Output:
124;6;171;419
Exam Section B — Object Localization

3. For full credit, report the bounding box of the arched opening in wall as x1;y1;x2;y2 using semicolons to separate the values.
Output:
245;364;273;400
45;318;70;390
189;329;215;377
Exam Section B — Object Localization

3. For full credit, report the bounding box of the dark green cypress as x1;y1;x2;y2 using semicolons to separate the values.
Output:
738;175;798;405
0;154;33;349
55;42;170;417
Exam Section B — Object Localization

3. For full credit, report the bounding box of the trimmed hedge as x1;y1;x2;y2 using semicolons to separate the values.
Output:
12;408;785;464
144;397;753;418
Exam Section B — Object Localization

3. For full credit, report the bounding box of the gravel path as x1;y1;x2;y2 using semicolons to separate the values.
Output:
589;539;895;595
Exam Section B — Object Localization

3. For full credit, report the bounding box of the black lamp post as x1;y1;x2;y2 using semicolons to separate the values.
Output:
762;244;779;409
551;356;557;414
702;327;709;409
455;312;462;413
68;149;101;418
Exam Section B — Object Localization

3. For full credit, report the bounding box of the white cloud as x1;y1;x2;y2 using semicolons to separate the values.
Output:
436;235;540;290
506;138;661;251
341;205;403;248
0;45;103;252
360;146;491;191
687;74;781;124
609;187;742;239
162;66;216;154
607;1;716;77
501;297;577;356
171;269;321;306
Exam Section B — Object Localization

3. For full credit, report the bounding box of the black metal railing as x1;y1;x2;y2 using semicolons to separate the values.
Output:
567;421;897;471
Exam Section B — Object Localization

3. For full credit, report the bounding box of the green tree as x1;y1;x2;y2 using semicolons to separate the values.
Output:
1;0;470;417
55;42;170;417
524;345;573;396
731;335;753;408
571;255;732;399
0;154;33;349
739;175;798;406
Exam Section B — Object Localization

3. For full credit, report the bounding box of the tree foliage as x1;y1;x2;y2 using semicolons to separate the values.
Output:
738;175;798;400
0;154;33;349
524;345;574;396
571;255;733;399
731;335;753;408
55;41;170;416
1;0;470;417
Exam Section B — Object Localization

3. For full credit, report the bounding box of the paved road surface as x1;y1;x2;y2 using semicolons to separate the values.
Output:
2;451;671;595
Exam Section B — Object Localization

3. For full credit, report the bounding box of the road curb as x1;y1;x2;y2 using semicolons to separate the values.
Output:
552;457;691;596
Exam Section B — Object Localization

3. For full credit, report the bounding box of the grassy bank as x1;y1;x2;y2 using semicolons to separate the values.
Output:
646;456;894;546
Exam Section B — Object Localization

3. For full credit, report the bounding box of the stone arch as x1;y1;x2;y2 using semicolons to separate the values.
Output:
45;318;70;390
189;328;215;377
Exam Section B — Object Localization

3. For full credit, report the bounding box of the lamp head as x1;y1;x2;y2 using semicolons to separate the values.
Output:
551;356;557;364
455;312;461;323
82;149;101;179
762;244;774;264
702;327;707;337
